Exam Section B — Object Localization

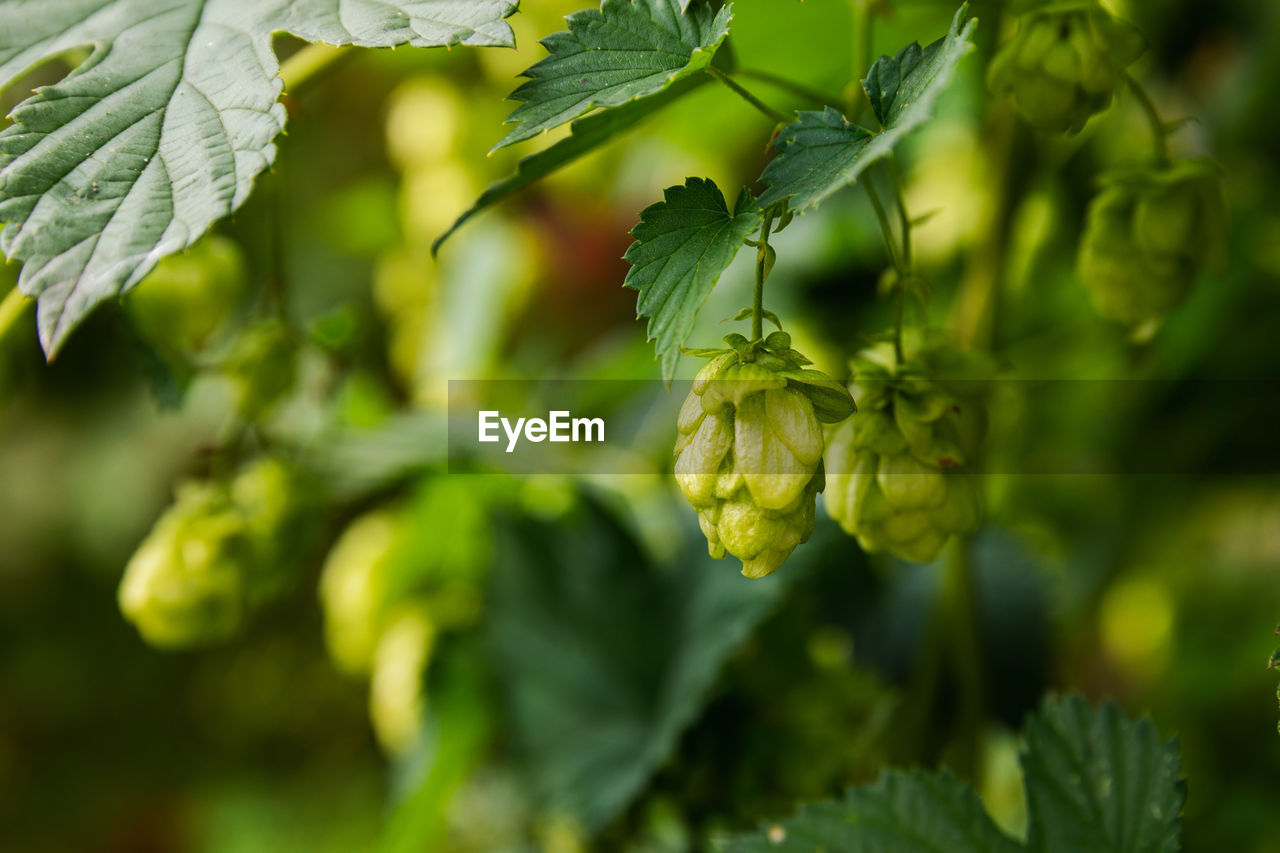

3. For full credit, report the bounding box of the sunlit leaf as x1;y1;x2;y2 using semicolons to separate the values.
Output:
0;0;517;355
623;177;762;381
758;4;976;212
491;0;731;151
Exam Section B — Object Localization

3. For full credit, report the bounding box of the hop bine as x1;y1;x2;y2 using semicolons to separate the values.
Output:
674;332;854;578
989;0;1144;134
824;346;985;564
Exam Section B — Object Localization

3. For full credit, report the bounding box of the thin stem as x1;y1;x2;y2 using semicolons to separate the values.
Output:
706;67;790;125
0;285;31;342
279;43;354;92
1123;72;1170;166
737;68;843;107
753;214;775;341
864;180;905;277
942;536;985;781
845;0;876;117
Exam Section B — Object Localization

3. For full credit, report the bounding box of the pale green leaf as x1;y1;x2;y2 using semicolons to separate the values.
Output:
623;177;762;381
491;0;731;151
434;73;707;254
0;0;517;355
758;4;976;211
1022;695;1185;853
723;770;1023;853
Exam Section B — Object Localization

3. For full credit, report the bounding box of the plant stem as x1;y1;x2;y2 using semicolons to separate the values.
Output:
846;0;876;117
1124;72;1170;166
0;285;31;343
753;214;776;341
707;67;790;125
864;180;904;277
737;68;843;107
279;43;354;92
942;536;985;781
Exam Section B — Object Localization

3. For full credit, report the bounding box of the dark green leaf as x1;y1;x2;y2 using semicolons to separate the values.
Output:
0;0;517;355
1022;695;1184;853
490;500;786;831
623;177;763;381
434;74;707;254
758;5;976;212
722;769;1022;852
780;369;855;423
492;0;732;151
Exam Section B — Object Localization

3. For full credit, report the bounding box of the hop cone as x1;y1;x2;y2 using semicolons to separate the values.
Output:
674;332;854;578
1079;159;1227;327
824;347;983;563
989;0;1144;134
118;457;298;648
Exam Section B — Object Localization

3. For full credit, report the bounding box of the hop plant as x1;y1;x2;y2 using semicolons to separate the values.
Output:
674;332;854;578
988;0;1144;134
1078;158;1227;328
824;346;983;563
118;457;299;649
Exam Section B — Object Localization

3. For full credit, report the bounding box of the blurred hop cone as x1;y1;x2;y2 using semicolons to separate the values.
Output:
118;457;300;649
125;234;247;359
988;0;1145;134
674;332;854;578
824;345;984;564
118;482;248;649
1078;158;1227;329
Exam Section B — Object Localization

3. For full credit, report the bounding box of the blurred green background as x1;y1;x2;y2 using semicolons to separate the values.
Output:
2;0;1280;850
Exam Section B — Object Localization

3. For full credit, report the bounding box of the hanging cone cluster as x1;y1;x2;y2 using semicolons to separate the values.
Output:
674;332;854;578
824;346;983;563
1078;158;1226;328
988;0;1144;134
118;457;299;648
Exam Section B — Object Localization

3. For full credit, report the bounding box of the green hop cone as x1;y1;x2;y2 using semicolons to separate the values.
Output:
824;346;983;564
118;481;249;649
118;456;301;649
1078;158;1227;328
674;332;854;578
125;234;247;358
989;0;1145;134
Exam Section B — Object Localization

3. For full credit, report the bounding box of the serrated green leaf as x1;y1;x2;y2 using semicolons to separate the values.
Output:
0;0;517;355
758;5;976;212
433;73;706;254
722;769;1022;852
624;177;762;381
1022;695;1184;853
490;500;786;831
492;0;732;151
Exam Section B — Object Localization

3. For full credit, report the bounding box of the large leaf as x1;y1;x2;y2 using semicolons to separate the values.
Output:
1022;695;1185;853
723;770;1022;853
622;177;761;381
491;0;731;151
489;500;787;831
0;0;517;355
758;4;976;211
434;74;707;254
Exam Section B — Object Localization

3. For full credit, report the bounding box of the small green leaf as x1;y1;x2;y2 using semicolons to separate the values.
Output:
492;0;732;151
0;0;518;355
758;5;976;212
1022;695;1185;853
434;74;706;254
722;769;1022;852
623;178;763;381
725;306;781;329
